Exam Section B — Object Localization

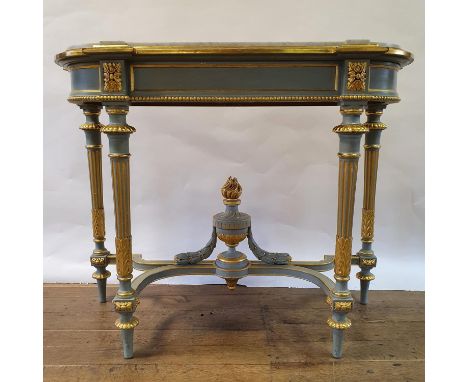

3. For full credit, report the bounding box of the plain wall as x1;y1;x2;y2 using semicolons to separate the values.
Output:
44;0;424;290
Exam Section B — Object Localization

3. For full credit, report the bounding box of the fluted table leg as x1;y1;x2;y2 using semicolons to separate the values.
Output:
356;105;387;304
328;105;368;358
80;105;110;303
102;105;139;359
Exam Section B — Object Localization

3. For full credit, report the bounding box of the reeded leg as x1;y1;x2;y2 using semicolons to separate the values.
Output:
328;104;367;358
80;105;110;303
356;105;387;304
103;105;139;359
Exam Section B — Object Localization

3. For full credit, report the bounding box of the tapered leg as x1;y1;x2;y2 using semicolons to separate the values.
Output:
102;105;139;359
356;105;386;304
328;104;367;358
80;105;110;303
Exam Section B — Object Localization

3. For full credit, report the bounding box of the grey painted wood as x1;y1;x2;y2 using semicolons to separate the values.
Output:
54;41;414;360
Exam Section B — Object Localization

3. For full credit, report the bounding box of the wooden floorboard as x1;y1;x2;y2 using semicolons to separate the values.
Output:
44;284;424;381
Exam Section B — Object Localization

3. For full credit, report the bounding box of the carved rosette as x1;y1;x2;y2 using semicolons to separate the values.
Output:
103;62;122;92
361;208;375;242
347;62;367;91
334;236;352;278
115;237;133;278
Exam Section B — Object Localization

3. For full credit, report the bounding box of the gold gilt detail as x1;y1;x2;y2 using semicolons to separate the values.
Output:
114;298;140;312
361;209;375;242
327;317;352;330
347;62;367;91
68;95;401;104
80;122;104;131
101;124;136;134
225;278;239;290
334;236;353;278
221;176;242;200
106;108;128;115
356;272;375;281
334;301;353;312
92;208;105;240
90;256;107;266
338;152;360;159
333;124;369;134
115;316;139;330
103;62;122;92
115;237;133;278
217;233;247;247
361;258;377;267
92;270;111;280
364;122;387;130
325;296;353;312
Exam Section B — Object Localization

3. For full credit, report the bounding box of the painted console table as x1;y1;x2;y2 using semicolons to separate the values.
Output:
55;41;413;359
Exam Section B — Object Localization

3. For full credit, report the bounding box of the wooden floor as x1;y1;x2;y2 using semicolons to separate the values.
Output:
44;284;424;382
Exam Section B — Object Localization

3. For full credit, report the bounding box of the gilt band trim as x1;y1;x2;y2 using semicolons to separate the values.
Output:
92;270;111;280
67;95;401;104
115;316;139;330
333;124;369;134
338;152;360;159
364;122;387;130
327;317;352;330
80;122;104;131
356;272;375;281
102;125;136;134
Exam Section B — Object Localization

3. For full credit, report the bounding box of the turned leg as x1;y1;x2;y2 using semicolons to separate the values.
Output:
80;105;110;303
328;105;367;358
356;105;387;304
102;105;139;359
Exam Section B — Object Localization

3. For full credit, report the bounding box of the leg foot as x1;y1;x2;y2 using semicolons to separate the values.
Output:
356;270;375;305
327;311;352;359
359;279;370;305
97;278;107;303
121;328;134;359
332;329;345;358
92;268;111;303
114;296;139;359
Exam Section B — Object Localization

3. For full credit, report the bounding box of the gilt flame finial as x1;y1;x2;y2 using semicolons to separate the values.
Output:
221;176;242;202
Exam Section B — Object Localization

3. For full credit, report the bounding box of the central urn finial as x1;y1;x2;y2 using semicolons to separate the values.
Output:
221;176;242;205
214;176;251;290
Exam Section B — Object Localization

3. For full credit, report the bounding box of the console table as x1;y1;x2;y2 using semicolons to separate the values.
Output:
55;41;413;359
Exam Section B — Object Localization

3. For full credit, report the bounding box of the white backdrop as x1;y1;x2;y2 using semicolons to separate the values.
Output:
44;0;424;290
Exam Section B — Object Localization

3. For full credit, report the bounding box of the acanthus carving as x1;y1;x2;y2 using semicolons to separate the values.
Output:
361;208;375;242
248;228;291;265
92;208;105;240
174;228;217;265
334;236;352;277
115;236;132;277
